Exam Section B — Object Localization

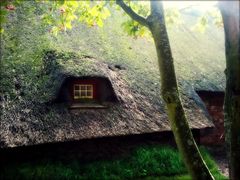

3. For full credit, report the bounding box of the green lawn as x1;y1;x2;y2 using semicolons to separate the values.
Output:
1;146;227;180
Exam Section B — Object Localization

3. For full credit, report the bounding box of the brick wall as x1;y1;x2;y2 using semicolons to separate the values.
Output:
197;91;225;145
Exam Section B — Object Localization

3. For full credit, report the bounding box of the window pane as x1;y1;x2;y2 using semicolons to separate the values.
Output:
74;85;79;90
80;91;86;97
73;84;94;99
87;91;92;97
80;86;86;90
74;91;80;96
87;85;92;90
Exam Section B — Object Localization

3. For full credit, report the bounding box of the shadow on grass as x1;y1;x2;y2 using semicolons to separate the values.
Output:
0;145;227;180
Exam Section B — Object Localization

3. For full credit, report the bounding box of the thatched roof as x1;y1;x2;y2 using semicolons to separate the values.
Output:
0;10;226;148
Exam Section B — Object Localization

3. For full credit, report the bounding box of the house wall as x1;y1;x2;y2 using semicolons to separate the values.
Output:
197;91;225;145
0;130;203;165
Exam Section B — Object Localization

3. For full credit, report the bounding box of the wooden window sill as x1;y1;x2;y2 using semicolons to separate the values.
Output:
69;103;107;109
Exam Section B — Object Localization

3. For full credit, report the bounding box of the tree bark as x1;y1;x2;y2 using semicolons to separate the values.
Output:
117;0;214;179
117;1;214;179
219;2;240;180
146;2;214;180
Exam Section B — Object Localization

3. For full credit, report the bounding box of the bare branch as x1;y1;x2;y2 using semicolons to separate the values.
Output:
116;0;149;27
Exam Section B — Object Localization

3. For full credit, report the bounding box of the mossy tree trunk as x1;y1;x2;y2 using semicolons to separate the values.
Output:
219;2;240;180
117;1;214;179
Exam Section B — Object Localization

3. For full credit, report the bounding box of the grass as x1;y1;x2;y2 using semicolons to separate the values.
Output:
0;145;227;180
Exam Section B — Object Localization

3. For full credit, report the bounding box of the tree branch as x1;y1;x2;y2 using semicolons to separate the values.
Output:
116;0;149;27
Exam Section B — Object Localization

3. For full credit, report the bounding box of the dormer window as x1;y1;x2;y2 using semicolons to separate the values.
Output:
74;84;93;99
55;76;118;109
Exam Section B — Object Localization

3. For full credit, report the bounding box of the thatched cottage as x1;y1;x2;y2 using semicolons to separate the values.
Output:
0;10;226;148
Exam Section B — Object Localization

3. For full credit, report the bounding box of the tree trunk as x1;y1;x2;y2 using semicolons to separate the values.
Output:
147;2;214;180
219;2;240;180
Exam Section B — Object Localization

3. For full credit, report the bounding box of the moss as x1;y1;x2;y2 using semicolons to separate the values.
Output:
45;8;225;106
0;2;225;147
1;3;226;103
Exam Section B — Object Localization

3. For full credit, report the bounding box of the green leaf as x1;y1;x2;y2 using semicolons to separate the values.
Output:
0;27;4;34
56;0;65;6
96;19;103;27
65;22;72;29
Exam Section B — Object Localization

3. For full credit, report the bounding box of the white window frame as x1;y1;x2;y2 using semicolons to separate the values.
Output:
73;84;93;99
